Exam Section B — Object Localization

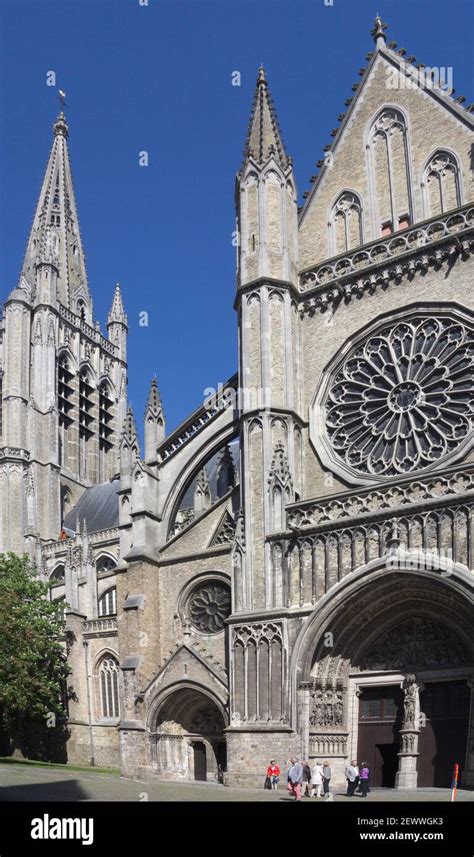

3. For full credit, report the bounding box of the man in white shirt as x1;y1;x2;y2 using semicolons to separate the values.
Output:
345;760;360;797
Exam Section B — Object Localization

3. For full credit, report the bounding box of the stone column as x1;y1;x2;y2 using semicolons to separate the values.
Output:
395;674;422;789
298;682;311;760
462;676;474;787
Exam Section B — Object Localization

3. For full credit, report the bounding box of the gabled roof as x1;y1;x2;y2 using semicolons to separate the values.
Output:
298;17;473;223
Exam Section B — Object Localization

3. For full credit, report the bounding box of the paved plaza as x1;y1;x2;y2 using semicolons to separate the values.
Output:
0;763;473;802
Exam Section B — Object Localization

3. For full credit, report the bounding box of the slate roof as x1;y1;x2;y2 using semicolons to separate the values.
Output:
64;478;120;533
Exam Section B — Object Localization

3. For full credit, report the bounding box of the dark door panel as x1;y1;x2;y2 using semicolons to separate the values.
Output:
418;681;469;788
192;741;207;781
358;685;403;788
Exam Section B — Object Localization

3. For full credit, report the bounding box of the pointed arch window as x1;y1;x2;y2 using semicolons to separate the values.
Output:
329;191;363;255
96;556;117;575
98;587;117;617
98;380;114;452
79;368;94;439
423;150;461;217
368;108;412;236
98;656;120;718
58;355;74;427
50;564;66;584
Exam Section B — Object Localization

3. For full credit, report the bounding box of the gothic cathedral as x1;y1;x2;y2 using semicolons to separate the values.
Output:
1;18;473;790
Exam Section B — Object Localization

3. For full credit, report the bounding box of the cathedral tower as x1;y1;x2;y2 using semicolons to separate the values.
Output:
234;66;302;614
0;113;128;553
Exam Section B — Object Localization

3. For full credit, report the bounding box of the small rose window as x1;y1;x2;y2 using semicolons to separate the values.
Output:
188;583;231;634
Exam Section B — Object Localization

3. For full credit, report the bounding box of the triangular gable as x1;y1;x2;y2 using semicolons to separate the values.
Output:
208;509;236;547
298;41;473;271
143;642;227;699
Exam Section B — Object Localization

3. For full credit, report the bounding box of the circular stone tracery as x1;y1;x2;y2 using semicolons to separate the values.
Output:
188;583;231;634
324;315;474;477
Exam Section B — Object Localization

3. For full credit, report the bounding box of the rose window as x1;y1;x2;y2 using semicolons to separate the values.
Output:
325;316;474;477
188;583;231;634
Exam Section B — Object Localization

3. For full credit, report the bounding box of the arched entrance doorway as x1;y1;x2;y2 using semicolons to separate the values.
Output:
149;686;227;782
293;561;474;790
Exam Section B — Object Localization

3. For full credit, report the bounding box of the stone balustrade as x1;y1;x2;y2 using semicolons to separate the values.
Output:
82;617;117;635
299;205;474;314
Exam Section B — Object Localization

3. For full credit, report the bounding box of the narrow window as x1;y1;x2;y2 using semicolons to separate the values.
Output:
98;587;117;617
99;656;119;718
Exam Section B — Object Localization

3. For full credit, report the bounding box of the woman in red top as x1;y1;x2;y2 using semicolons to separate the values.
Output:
266;760;281;790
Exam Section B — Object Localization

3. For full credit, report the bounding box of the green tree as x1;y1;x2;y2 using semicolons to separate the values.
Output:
0;552;71;759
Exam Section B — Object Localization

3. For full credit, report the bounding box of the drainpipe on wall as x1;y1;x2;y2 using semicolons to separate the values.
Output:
83;640;95;766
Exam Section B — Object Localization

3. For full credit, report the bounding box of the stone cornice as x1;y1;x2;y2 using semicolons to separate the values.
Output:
234;277;299;309
298;206;473;315
0;447;30;461
158;543;232;566
276;463;474;537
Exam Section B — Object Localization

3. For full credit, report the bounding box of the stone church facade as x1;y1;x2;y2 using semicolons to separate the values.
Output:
1;18;473;790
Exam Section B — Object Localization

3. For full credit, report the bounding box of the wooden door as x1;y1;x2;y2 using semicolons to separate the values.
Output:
357;686;403;787
417;681;470;788
192;741;207;781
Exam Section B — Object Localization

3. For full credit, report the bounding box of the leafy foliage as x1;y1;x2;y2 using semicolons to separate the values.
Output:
0;553;71;743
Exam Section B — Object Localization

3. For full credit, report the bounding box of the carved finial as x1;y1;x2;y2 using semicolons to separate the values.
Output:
53;111;69;139
371;14;387;47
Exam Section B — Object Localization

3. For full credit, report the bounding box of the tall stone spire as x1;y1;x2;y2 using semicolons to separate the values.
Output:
107;283;128;362
144;376;165;462
236;66;298;288
17;112;91;316
243;66;290;169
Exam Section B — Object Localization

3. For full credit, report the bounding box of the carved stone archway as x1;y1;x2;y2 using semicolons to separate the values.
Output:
292;560;474;789
148;685;227;782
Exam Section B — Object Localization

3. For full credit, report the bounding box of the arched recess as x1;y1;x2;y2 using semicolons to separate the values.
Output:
421;149;463;218
96;552;118;574
98;376;115;479
365;105;414;237
293;559;473;688
327;189;364;256
58;349;76;469
146;682;228;781
94;650;120;720
164;430;239;541
291;559;474;788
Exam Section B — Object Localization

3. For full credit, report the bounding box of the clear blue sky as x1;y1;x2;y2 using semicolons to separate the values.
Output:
0;0;472;438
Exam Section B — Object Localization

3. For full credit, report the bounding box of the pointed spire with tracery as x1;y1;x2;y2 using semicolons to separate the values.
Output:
144;376;165;461
243;66;290;169
17;112;91;313
122;405;139;448
145;376;163;417
108;283;128;326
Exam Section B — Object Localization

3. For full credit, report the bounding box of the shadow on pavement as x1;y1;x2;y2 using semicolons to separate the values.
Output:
1;779;89;801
